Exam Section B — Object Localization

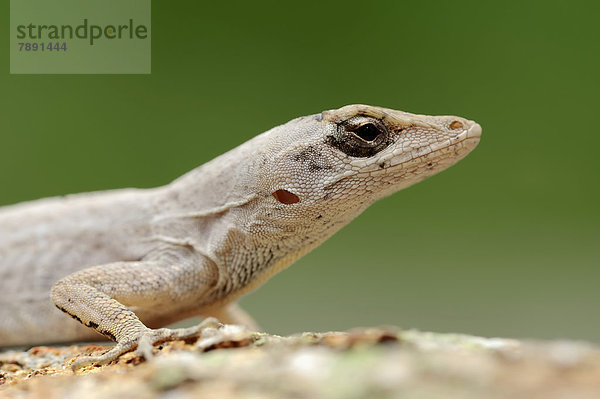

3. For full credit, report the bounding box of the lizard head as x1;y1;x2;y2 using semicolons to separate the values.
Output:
260;104;481;211
240;104;481;251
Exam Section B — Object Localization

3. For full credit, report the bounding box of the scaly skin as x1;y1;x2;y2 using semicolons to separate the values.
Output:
0;104;481;367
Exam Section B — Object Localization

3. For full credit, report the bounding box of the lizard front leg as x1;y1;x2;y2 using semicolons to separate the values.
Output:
51;256;220;369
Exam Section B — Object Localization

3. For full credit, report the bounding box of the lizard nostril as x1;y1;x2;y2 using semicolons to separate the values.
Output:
449;121;464;130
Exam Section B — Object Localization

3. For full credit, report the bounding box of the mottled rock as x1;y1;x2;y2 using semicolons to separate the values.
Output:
1;326;599;399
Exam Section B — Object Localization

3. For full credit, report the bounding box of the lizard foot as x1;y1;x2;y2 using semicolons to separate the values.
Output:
71;317;222;370
135;317;222;360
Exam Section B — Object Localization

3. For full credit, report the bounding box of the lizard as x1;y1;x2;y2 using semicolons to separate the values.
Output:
0;104;482;368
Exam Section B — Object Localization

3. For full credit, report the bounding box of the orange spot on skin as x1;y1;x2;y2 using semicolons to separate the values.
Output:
273;189;300;204
449;121;464;130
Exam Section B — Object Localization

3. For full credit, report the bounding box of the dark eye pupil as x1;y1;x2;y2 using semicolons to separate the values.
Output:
353;123;381;142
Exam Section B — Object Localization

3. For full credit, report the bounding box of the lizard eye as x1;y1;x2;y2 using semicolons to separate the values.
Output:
326;118;391;158
349;123;383;142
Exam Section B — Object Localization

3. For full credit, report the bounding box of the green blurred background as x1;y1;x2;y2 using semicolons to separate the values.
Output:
1;1;599;342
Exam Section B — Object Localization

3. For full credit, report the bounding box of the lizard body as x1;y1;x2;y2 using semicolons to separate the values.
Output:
0;105;481;366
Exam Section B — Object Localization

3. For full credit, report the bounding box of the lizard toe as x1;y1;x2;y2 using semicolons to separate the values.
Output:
134;317;223;360
71;341;137;371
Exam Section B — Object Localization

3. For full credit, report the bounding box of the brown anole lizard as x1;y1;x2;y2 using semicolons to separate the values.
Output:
0;104;481;368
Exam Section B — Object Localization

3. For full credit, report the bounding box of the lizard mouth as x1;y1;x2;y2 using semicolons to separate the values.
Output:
389;121;482;168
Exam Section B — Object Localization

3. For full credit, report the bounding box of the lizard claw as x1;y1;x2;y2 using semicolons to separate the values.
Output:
71;317;222;370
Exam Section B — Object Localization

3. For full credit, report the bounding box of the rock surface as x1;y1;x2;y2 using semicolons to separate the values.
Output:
1;326;599;399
